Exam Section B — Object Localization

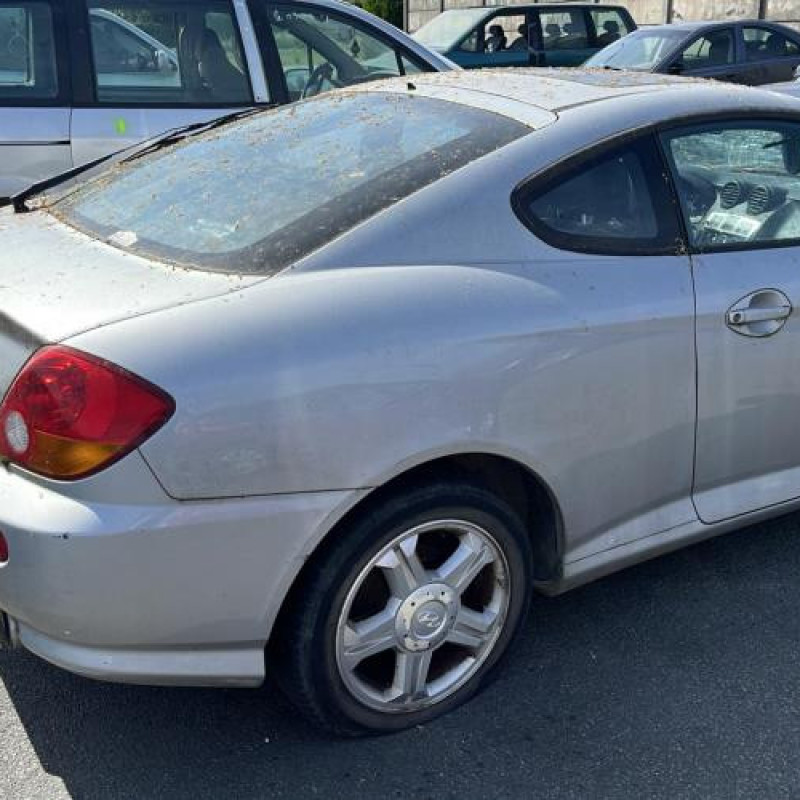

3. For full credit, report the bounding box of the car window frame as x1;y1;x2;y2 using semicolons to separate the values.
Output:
511;132;686;257
74;0;256;108
532;7;592;55
0;0;71;107
670;26;738;74
249;0;433;105
658;113;800;257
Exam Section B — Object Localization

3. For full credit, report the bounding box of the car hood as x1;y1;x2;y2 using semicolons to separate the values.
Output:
0;208;259;390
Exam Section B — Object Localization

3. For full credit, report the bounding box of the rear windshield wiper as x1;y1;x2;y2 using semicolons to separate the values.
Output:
9;150;117;212
121;106;264;164
10;106;265;213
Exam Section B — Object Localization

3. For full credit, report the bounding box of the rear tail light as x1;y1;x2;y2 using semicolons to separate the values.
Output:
0;346;174;480
0;532;7;564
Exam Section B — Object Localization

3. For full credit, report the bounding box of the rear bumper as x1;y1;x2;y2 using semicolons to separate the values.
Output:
0;455;365;685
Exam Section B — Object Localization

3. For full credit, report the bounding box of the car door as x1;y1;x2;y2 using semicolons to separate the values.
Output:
662;119;800;523
740;25;800;85
0;0;71;198
669;27;746;83
252;1;429;101
513;135;697;558
69;0;270;170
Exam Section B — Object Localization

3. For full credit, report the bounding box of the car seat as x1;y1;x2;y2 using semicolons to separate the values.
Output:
509;23;529;51
197;28;249;101
596;20;620;46
707;35;731;65
485;24;507;52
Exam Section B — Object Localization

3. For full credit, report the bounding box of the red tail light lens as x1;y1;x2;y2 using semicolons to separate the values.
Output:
0;532;7;564
0;346;174;480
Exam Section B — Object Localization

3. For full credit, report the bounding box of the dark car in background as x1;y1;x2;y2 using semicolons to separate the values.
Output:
413;3;636;68
586;19;800;84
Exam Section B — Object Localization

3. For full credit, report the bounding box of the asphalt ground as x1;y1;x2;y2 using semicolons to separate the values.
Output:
3;511;800;800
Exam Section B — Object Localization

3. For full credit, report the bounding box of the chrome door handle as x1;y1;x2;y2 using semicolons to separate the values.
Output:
726;289;793;337
727;306;791;325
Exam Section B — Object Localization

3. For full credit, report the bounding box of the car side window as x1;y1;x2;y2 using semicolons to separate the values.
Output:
87;1;252;105
479;13;526;54
456;27;479;53
590;9;631;47
743;27;800;61
514;137;682;255
266;4;421;100
679;29;734;69
538;11;588;52
663;121;800;251
0;2;58;100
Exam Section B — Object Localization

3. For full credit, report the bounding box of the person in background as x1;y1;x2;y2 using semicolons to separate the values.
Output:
485;23;506;52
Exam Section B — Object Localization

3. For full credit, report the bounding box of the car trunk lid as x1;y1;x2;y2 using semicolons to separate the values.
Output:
0;208;260;393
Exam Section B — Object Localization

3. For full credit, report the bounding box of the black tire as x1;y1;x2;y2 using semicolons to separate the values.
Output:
272;481;534;737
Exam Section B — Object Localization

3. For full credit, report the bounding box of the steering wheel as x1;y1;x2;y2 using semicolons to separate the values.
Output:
301;62;343;98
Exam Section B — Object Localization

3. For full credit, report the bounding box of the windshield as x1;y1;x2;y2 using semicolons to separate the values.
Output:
53;92;528;275
586;28;685;70
413;10;487;50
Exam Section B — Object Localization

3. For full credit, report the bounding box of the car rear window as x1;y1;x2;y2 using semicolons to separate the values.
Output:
53;92;528;274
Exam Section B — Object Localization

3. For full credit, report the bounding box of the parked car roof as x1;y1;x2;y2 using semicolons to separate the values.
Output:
633;19;799;33
365;67;718;115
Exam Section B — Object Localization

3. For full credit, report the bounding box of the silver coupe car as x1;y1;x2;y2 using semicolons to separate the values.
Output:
1;70;800;736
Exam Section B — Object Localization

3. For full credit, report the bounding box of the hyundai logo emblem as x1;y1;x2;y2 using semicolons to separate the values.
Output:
417;610;442;629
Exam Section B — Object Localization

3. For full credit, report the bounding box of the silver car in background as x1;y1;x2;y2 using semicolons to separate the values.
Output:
2;70;800;735
0;0;451;199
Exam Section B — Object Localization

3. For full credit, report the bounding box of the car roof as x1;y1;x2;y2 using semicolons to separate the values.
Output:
444;2;627;10
438;3;628;21
364;68;703;113
638;19;798;33
358;68;800;127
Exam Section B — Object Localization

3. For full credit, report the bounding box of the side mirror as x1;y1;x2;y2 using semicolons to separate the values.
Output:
668;60;685;75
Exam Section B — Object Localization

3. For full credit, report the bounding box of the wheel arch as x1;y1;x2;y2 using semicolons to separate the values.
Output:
267;451;564;653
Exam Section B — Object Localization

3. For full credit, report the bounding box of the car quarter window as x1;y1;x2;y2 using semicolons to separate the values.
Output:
86;1;252;104
679;29;734;69
514;137;682;255
264;4;421;101
663;121;800;251
743;26;800;61
0;2;59;100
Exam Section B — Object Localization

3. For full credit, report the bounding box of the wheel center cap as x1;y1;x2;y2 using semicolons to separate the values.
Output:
395;583;458;652
411;601;448;638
